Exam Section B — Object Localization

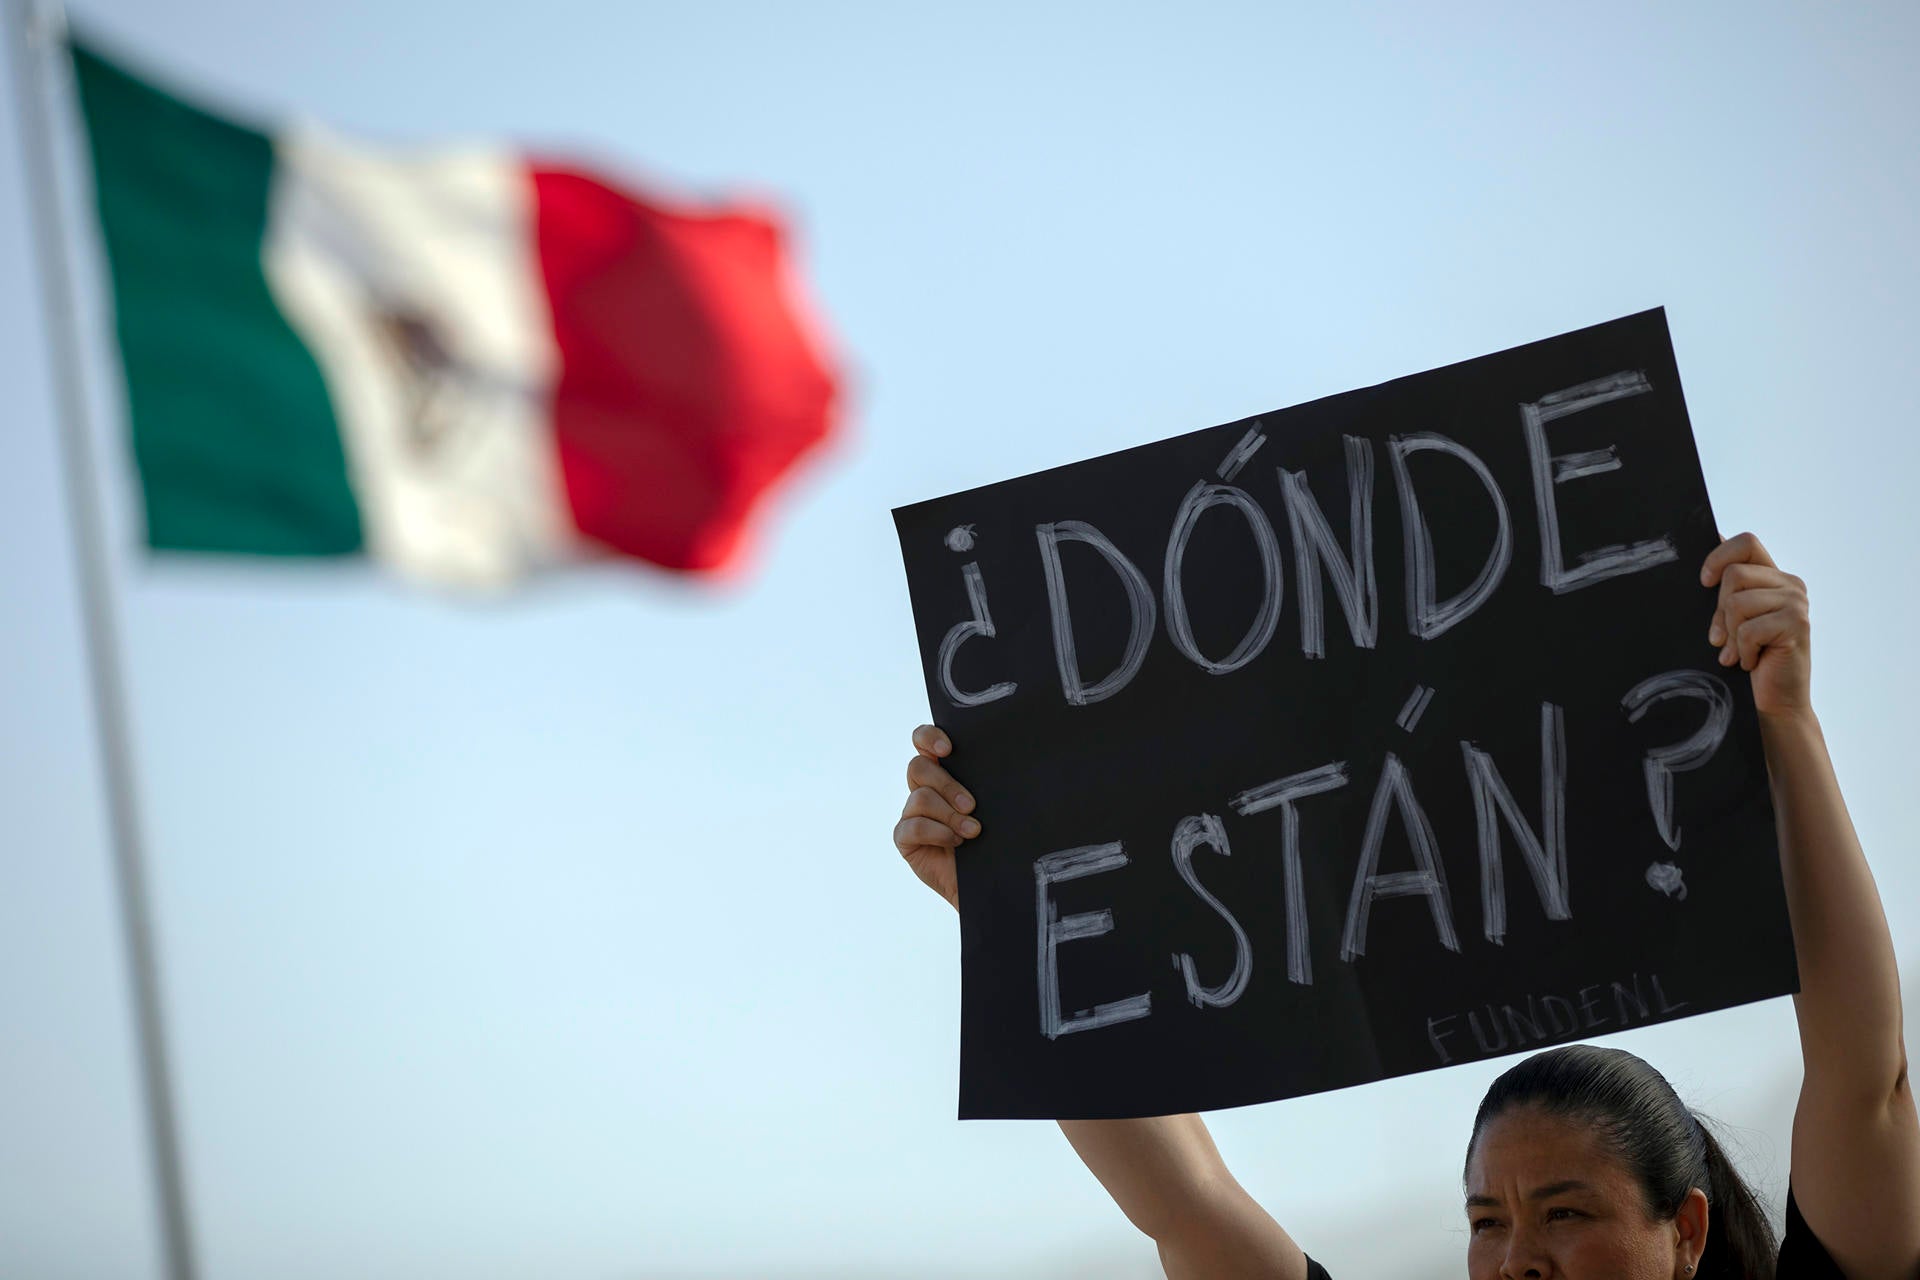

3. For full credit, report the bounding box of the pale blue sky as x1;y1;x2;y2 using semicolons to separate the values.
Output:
3;3;1917;1277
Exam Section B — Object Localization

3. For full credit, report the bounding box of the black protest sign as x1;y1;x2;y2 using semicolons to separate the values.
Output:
892;309;1796;1121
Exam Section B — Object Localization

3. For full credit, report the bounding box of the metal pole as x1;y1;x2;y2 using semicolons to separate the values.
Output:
5;4;199;1277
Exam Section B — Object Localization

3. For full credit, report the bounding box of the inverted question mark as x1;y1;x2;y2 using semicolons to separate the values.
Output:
1620;669;1734;854
937;524;1018;708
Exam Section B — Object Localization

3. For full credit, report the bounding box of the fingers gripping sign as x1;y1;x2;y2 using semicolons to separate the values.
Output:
895;725;980;910
1700;533;1811;717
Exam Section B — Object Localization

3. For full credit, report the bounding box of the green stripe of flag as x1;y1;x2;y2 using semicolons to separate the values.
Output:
70;40;363;556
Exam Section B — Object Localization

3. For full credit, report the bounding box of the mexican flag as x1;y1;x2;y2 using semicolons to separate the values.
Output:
69;39;842;587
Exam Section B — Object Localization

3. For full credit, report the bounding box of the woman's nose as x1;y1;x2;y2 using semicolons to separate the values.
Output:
1500;1228;1553;1279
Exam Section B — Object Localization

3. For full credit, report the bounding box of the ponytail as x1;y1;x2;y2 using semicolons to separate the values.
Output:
1695;1116;1777;1280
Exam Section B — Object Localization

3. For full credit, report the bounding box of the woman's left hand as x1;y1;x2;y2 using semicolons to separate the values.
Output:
1700;532;1812;718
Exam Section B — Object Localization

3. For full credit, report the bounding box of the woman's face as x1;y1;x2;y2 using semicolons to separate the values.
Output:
1463;1106;1705;1279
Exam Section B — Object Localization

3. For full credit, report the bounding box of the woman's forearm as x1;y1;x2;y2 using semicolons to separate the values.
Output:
1057;1115;1306;1279
1763;708;1906;1100
1056;1114;1232;1242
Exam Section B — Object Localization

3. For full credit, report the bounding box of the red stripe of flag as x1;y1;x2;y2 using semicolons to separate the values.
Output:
532;167;841;573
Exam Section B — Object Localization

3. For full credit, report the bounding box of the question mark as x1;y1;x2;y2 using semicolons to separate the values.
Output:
1620;669;1733;853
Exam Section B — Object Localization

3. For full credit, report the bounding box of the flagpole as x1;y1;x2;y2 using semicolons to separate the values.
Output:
5;4;200;1279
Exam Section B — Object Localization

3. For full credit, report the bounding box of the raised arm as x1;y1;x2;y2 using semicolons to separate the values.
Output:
894;725;1308;1280
1703;534;1920;1279
1057;1113;1308;1280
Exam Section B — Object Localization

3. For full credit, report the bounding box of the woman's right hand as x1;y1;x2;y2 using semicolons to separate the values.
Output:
893;724;979;911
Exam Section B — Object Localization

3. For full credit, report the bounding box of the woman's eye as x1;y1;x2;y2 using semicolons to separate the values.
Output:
1547;1207;1584;1222
1470;1217;1501;1234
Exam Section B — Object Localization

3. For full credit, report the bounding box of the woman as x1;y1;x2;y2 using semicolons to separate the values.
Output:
892;534;1919;1278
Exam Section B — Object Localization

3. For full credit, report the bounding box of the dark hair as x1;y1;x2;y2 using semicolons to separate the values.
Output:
1465;1045;1777;1279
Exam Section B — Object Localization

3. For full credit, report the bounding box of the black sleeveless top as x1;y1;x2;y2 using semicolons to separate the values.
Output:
1776;1187;1846;1277
1303;1186;1843;1278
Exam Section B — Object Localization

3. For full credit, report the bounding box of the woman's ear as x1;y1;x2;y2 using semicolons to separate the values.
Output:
1674;1187;1710;1276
